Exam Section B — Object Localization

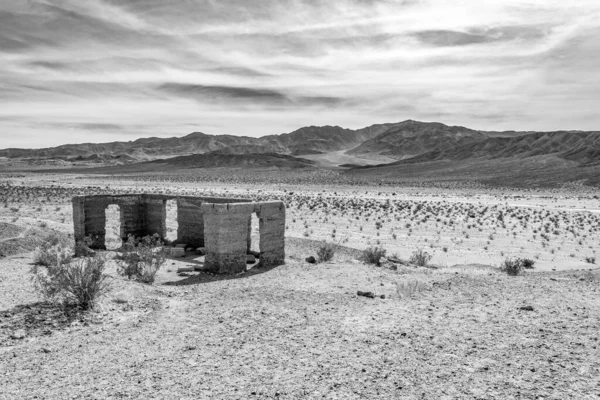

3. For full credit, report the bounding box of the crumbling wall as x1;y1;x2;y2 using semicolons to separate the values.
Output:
176;197;204;248
72;195;145;249
144;195;167;239
72;194;285;273
202;203;254;274
257;201;286;267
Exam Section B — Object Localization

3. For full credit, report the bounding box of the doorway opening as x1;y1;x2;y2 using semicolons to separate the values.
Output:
165;199;178;243
105;204;122;250
250;213;260;254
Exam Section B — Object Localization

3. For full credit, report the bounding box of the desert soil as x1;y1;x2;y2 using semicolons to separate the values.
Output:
0;173;599;399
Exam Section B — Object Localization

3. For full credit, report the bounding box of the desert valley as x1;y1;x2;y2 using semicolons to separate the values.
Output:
0;120;599;399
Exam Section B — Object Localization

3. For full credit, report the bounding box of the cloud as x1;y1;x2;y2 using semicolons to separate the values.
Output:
412;25;549;47
0;0;599;148
158;83;290;104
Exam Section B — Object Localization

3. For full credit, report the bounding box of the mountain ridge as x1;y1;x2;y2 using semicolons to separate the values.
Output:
1;120;599;173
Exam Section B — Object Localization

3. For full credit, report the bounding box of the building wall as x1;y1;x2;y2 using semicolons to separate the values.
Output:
257;201;286;267
202;203;255;274
72;194;285;273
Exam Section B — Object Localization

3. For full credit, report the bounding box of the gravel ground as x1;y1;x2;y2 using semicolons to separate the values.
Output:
1;238;600;399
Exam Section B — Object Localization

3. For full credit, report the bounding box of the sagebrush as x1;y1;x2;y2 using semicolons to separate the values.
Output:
316;244;335;263
409;249;432;267
118;234;167;284
500;257;535;276
31;252;110;310
360;246;387;266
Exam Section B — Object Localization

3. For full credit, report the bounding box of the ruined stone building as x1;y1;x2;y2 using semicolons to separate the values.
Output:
72;194;285;274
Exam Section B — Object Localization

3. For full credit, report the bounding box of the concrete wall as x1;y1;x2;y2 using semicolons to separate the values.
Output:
202;203;254;274
257;201;286;267
144;195;166;238
72;194;285;273
73;195;146;249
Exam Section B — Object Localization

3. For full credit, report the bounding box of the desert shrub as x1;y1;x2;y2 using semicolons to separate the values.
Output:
500;258;524;276
396;279;425;299
500;257;536;276
521;258;536;269
316;244;335;263
409;249;432;267
118;234;167;284
31;253;110;310
360;246;387;266
585;256;596;264
74;236;94;258
33;243;72;267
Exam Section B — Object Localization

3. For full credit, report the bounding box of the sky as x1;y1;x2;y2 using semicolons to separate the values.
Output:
0;0;599;148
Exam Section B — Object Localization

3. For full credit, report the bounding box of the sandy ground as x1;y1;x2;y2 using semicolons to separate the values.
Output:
1;173;599;399
1;173;598;271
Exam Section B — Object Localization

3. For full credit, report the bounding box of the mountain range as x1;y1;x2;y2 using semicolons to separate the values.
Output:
1;120;599;186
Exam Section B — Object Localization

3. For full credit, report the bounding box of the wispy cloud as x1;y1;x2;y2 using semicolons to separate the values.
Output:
0;0;599;148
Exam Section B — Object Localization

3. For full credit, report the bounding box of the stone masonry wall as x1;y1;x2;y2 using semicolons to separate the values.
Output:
201;203;255;274
143;195;167;239
72;194;285;273
257;201;286;267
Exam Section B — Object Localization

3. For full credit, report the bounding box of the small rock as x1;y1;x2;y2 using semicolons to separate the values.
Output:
196;247;206;255
40;347;52;353
11;329;26;340
246;255;256;264
305;256;316;264
357;291;375;299
519;305;535;311
380;294;386;299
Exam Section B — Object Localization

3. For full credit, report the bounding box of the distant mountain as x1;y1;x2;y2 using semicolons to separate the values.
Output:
391;131;600;165
347;120;487;159
147;153;316;169
0;123;388;161
345;130;600;187
1;121;599;184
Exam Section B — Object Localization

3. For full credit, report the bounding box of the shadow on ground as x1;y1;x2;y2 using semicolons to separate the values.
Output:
0;302;89;346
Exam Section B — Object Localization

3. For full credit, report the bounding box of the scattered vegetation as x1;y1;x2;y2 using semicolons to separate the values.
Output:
500;257;535;276
316;243;335;263
409;249;432;267
395;279;425;299
360;246;387;266
33;233;72;267
118;234;167;284
74;235;95;258
31;252;110;310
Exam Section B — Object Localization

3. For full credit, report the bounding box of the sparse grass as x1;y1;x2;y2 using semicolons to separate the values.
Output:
395;279;425;299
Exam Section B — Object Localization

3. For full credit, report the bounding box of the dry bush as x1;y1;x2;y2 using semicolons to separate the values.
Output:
74;236;94;258
409;249;432;267
395;279;425;299
316;243;335;263
31;253;110;310
118;234;167;284
360;246;387;266
499;257;535;276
